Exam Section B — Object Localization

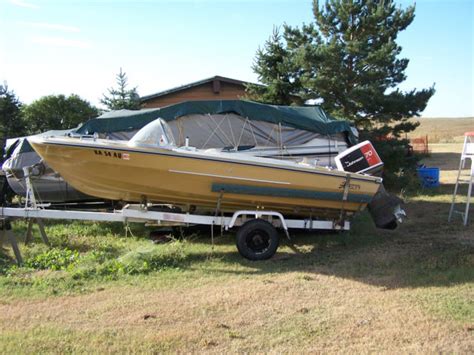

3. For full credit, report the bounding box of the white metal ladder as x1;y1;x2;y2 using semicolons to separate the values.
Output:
448;132;474;226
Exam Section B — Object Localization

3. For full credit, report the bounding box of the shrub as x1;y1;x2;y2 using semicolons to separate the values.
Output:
368;136;422;191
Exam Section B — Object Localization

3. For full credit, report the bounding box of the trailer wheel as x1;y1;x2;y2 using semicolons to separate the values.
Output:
236;219;280;260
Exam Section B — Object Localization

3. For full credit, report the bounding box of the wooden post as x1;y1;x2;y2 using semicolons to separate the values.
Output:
24;219;50;246
24;219;34;244
36;219;50;246
0;219;23;265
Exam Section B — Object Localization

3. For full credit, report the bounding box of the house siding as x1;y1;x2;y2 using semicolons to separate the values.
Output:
142;81;246;108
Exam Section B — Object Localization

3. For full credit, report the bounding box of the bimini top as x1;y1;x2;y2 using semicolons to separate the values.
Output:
76;100;357;144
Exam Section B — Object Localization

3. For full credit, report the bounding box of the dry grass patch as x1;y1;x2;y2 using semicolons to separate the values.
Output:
408;117;474;143
418;142;466;184
1;268;472;353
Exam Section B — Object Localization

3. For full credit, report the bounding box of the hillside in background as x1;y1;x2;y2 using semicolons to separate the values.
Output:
408;117;473;143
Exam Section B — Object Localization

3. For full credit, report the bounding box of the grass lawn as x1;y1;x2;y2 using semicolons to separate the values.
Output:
0;143;473;352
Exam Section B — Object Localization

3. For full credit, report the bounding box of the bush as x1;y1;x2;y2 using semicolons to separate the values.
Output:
368;137;421;191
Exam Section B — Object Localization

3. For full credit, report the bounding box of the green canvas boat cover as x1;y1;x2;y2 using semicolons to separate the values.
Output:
76;100;357;144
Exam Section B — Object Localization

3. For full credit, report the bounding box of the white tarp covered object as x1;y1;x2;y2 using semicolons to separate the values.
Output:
2;132;92;202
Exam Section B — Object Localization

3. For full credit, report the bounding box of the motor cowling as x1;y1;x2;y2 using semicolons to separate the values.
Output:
335;140;384;175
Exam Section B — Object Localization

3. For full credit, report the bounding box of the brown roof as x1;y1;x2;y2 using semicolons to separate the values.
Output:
140;75;260;102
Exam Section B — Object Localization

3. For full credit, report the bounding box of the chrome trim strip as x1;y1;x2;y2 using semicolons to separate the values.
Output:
169;169;291;185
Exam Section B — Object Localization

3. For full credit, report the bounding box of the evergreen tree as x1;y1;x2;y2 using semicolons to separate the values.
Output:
22;94;99;134
0;84;26;154
100;68;141;111
250;0;435;138
246;27;303;105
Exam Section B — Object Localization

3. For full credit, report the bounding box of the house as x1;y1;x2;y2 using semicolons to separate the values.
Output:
140;75;257;108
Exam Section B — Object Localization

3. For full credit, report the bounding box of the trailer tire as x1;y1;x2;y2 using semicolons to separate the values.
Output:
236;219;280;260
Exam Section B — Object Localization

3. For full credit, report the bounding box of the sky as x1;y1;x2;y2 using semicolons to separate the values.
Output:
0;0;473;118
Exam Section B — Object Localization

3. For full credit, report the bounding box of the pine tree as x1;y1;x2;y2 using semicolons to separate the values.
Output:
250;0;435;138
249;0;435;188
100;68;141;111
246;27;303;105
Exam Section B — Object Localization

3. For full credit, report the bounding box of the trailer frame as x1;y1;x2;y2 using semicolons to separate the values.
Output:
0;204;350;264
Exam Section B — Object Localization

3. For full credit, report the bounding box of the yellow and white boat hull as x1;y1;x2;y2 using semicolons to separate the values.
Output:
28;136;382;218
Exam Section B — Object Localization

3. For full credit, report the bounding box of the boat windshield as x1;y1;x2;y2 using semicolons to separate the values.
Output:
128;118;176;148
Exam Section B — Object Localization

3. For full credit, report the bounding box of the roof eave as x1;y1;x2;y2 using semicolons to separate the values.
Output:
140;75;263;102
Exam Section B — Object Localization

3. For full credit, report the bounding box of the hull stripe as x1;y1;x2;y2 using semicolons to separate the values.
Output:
212;183;374;203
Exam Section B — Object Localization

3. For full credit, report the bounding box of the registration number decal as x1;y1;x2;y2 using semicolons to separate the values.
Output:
94;149;130;160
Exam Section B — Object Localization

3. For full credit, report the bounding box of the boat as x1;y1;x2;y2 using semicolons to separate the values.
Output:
28;118;387;223
3;100;357;203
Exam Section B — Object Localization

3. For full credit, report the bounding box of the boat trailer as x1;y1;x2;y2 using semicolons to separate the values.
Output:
0;204;350;264
0;167;350;263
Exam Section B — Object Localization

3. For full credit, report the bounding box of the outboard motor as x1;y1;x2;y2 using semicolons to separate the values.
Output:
335;140;384;175
335;141;406;229
368;185;406;229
